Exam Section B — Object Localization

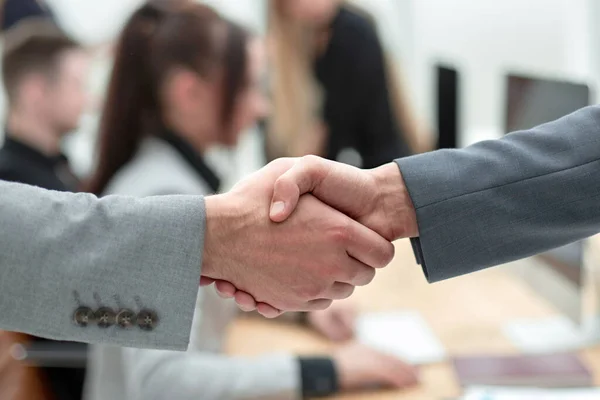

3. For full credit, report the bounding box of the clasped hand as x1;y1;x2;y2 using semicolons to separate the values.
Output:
201;156;417;317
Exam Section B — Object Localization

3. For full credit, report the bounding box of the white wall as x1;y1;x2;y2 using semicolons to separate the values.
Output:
350;0;416;76
202;0;266;34
586;0;600;103
411;0;594;146
47;0;144;45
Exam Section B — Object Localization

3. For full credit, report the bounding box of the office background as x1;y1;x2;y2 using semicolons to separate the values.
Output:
1;0;597;181
2;1;600;398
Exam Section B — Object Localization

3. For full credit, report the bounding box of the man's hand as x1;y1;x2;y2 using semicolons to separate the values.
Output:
200;158;395;316
333;342;419;390
270;155;418;241
213;156;418;315
307;301;357;341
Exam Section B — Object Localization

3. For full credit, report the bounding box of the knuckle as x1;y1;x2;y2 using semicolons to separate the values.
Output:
300;155;328;181
343;265;360;282
329;222;352;245
269;157;291;168
302;154;320;165
268;158;296;176
278;298;298;312
301;283;325;299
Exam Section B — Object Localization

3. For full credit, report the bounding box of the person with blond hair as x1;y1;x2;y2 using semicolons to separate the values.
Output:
266;0;428;168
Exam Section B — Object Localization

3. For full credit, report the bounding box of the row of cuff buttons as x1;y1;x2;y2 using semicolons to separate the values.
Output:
73;307;158;331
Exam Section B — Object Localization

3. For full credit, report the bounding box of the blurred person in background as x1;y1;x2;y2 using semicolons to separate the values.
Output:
0;20;88;191
1;0;57;31
83;1;416;399
266;0;427;168
0;7;90;400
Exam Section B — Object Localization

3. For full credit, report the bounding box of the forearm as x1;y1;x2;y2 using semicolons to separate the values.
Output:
125;348;307;400
0;182;203;350
394;105;600;282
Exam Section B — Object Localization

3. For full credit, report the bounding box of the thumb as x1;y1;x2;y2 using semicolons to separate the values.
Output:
269;171;301;222
269;156;327;222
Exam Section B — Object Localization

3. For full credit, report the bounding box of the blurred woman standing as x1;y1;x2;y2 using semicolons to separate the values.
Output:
267;0;428;168
83;1;417;399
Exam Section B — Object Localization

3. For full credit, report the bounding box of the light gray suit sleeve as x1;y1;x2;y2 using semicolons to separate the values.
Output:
0;181;204;350
122;348;300;400
395;105;600;283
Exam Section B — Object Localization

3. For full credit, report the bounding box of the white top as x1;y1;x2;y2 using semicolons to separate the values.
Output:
84;137;300;400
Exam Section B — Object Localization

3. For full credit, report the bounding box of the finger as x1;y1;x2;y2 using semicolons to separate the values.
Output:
344;219;395;269
234;291;257;312
329;319;351;341
257;303;283;318
336;256;377;287
322;322;345;342
394;364;419;387
270;156;328;222
304;298;334;311
375;361;408;388
321;282;355;300
339;310;357;339
382;357;419;387
399;365;419;386
199;276;215;286
214;280;237;298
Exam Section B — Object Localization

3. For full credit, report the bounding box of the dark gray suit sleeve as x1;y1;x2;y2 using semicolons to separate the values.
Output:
395;105;600;282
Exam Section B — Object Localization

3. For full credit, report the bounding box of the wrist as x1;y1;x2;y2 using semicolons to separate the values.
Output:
202;193;246;279
370;162;418;240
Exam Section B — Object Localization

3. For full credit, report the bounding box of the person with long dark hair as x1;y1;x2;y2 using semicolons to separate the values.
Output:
84;1;416;399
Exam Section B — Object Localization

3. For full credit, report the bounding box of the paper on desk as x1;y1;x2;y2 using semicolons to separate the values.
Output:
355;311;446;365
503;316;600;353
462;386;600;400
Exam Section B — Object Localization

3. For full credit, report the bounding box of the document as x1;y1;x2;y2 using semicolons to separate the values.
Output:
355;311;446;364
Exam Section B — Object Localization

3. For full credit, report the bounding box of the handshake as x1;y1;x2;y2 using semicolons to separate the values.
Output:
200;156;419;318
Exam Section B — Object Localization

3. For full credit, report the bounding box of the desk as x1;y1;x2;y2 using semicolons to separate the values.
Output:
226;239;600;399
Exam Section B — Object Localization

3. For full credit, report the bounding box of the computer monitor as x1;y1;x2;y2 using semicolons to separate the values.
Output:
503;73;590;324
435;64;460;149
505;74;590;134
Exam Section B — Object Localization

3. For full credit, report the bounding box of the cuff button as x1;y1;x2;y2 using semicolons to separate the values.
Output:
95;307;116;328
137;309;158;331
73;307;95;327
116;309;136;329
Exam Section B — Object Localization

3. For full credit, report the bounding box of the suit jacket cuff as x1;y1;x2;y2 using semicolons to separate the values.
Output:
395;155;459;283
409;237;428;279
298;357;338;398
95;195;205;351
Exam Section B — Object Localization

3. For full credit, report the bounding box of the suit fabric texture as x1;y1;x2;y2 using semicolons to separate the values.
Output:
397;105;600;282
0;180;204;350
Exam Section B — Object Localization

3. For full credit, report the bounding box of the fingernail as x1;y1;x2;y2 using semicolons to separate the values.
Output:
270;201;285;217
